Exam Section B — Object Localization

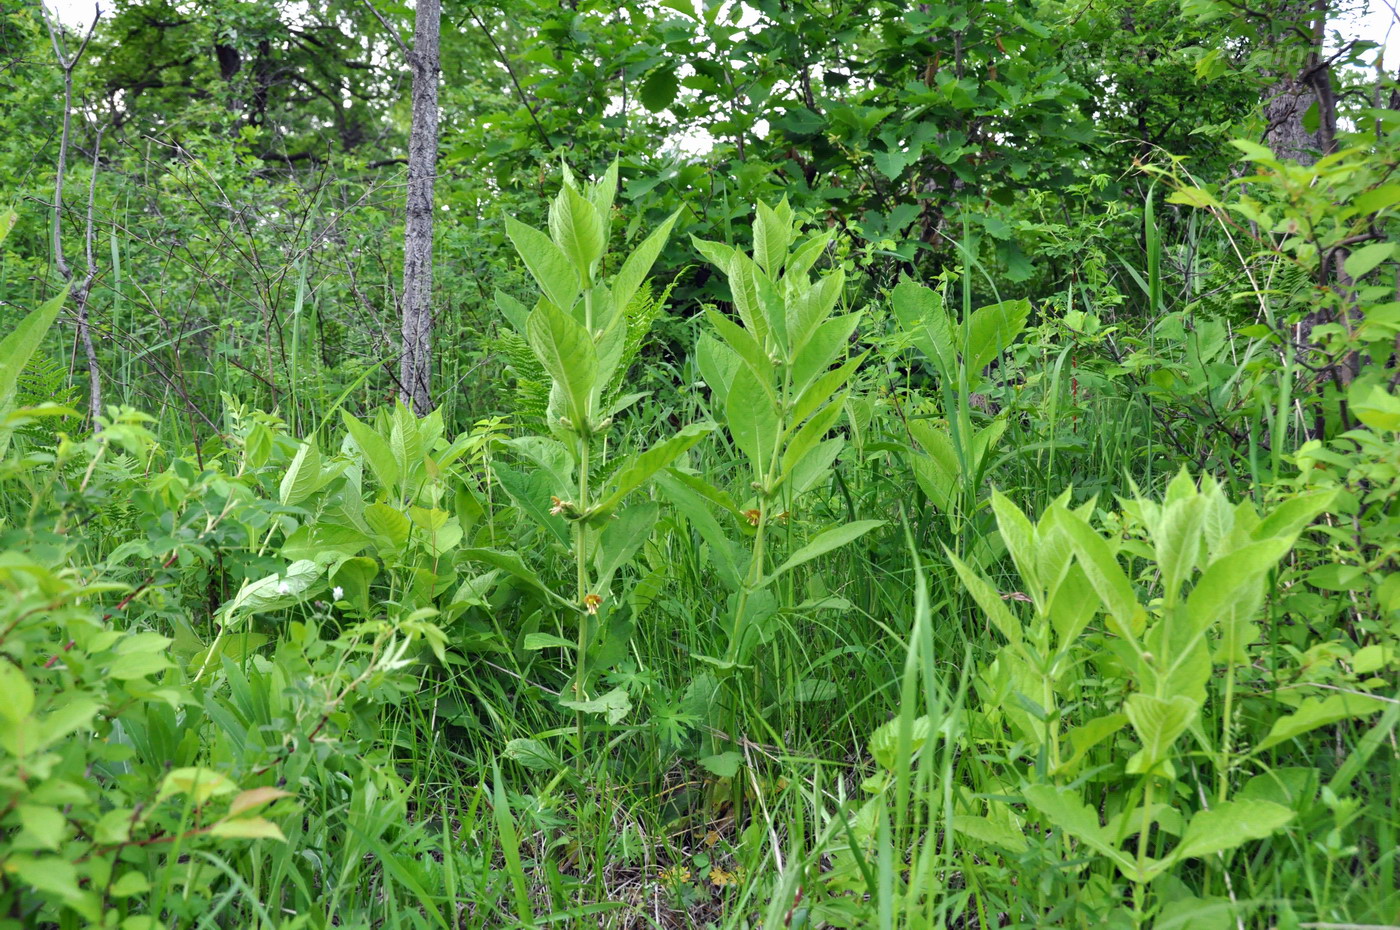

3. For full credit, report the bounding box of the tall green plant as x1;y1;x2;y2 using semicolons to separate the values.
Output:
684;199;882;672
497;164;706;743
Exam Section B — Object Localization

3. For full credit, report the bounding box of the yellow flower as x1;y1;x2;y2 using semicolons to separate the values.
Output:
657;865;691;887
583;593;603;614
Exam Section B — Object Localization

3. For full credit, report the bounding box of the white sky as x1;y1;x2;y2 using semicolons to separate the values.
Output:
42;0;1399;87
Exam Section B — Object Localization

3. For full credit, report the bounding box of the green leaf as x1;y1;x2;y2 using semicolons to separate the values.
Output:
699;751;743;777
951;814;1028;852
946;549;1023;648
527;299;597;427
591;422;714;517
506;217;580;311
503;737;562;771
1343;241;1394;280
1124;693;1199;774
1167;186;1220;209
225;559;326;620
0;662;34;722
159;767;239;804
365;502;412;549
891;277;954;379
638;66;679;112
869;714;934;771
493;463;571;547
549;183;606;279
18;805;66;850
342;410;399;491
593;503;659;590
1022;784;1148;881
559;687;632;724
1169;799;1293;863
278;441;321;506
0;288;67;457
966;299;1030;377
461;548;573;608
1256;693;1390;752
1053;712;1128;776
612;211;680;319
523;632;575;651
208;817;287;841
1054;507;1144;639
759;520;884;588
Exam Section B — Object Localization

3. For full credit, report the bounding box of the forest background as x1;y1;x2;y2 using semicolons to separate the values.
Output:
1;0;1399;928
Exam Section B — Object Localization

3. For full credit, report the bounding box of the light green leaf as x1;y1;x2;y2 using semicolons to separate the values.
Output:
365;502;412;548
0;662;34;722
760;520;884;588
208;817;286;841
947;549;1023;648
1169;799;1293;863
159;766;239;804
549;183;606;279
1343;241;1395;280
1023;784;1147;880
1256;692;1390;752
527;299;597;427
522;632;575;651
951;814;1028;852
612;211;679;317
699;751;743;777
1124;693;1199;774
505;217;579;311
503;737;562;771
559;687;632;724
279;440;322;507
966;298;1030;377
1054;507;1144;638
0;288;67;457
342;410;399;491
591;423;714;518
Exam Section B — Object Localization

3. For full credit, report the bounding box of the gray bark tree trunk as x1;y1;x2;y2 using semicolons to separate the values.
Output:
1262;0;1336;165
399;0;441;416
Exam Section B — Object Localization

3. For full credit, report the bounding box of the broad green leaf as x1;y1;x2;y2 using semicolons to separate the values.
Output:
559;687;632;724
1124;693;1199;774
699;751;743;777
947;549;1023;648
365;502;412;549
18;805;65;850
1252;489;1336;542
891;277;954;378
655;471;742;591
638;66;679;111
593;503;659;590
493;463;571;547
549;182;605;280
966;298;1030;377
209;817;286;841
527;299;597;427
1053;712;1128;776
0;288;67;457
225;559;325;620
759;520;884;588
1054;507;1145;638
228;787;294;817
1151;495;1206;606
505;217;579;311
1343;241;1394;279
1022;784;1147;880
726;366;780;480
0;662;34;722
279;440;322;506
790;353;864;427
612;211;679;317
342;410;399;491
461;548;573;608
990;489;1039;600
753;200;791;277
951;814;1028;852
590;422;714;517
159;766;239;804
503;737;562;771
1169;799;1293;863
1256;693;1390;751
870;714;934;771
523;632;575;651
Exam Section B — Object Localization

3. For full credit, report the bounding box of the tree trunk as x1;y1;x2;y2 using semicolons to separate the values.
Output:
399;0;440;416
1262;0;1336;165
